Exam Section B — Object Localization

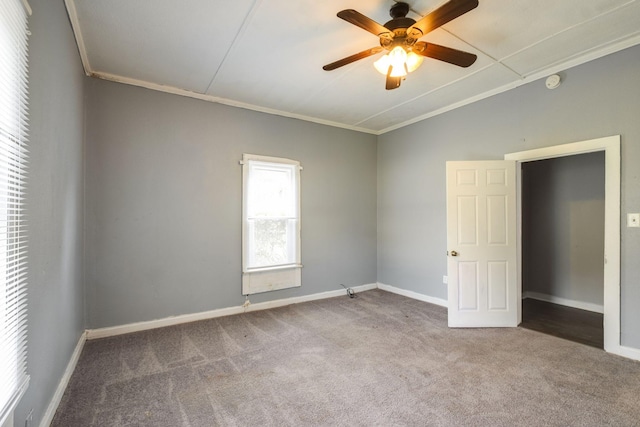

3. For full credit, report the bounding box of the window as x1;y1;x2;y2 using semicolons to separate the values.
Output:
0;0;30;425
241;154;301;295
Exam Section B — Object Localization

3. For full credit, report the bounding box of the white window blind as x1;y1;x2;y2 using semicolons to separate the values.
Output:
0;0;30;425
241;154;301;295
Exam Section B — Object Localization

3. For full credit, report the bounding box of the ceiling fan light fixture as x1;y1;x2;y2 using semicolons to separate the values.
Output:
373;54;392;75
374;46;423;77
405;51;424;72
323;0;480;90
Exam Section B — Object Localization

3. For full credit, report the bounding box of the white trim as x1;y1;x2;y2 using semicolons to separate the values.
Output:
63;0;91;75
86;284;378;340
377;283;448;307
504;137;619;161
39;332;87;427
523;291;604;314
614;345;640;362
0;377;29;427
241;153;300;167
20;0;31;15
505;135;621;355
245;264;303;274
88;306;246;340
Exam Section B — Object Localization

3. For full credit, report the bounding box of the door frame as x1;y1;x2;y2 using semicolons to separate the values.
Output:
505;135;620;354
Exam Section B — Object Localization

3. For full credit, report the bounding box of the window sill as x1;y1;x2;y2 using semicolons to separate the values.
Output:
244;264;303;274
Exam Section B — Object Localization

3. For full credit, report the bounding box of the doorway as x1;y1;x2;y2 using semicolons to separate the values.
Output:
505;136;620;353
518;152;605;348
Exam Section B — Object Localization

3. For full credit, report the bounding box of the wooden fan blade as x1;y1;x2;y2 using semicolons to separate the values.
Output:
413;42;477;67
323;47;384;71
337;9;393;40
407;0;478;40
385;66;402;90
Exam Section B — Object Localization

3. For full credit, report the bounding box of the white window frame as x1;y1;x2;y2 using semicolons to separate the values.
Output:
0;0;31;425
241;154;302;295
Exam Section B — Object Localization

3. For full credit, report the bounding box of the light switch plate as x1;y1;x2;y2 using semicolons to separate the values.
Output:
443;275;448;284
628;213;640;228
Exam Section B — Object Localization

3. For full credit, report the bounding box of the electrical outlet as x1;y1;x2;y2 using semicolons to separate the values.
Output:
628;213;640;228
443;275;448;284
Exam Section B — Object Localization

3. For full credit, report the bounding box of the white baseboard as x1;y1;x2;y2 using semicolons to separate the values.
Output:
40;331;87;427
244;283;378;312
608;344;640;362
523;291;604;314
86;283;378;340
377;282;448;307
87;306;246;340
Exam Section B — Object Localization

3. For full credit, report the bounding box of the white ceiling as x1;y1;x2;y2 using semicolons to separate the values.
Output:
65;0;640;134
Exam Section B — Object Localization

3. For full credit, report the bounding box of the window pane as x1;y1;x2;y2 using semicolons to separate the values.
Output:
248;164;295;218
248;218;296;268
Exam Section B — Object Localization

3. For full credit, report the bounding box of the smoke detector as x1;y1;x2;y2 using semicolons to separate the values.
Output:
545;74;561;89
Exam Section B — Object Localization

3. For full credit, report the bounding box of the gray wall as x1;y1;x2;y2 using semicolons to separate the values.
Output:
522;153;605;307
84;79;377;328
15;0;86;426
377;44;640;349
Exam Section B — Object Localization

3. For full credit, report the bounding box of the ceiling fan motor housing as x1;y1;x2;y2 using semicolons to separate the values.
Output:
389;2;410;19
383;2;417;48
384;17;416;31
385;2;415;30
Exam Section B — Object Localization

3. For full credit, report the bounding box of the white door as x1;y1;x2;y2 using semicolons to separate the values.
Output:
446;161;517;327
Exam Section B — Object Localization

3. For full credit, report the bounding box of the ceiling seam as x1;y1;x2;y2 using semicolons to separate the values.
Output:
497;0;638;67
353;62;494;126
403;0;449;20
289;64;365;120
522;29;640;78
203;0;264;94
439;28;523;79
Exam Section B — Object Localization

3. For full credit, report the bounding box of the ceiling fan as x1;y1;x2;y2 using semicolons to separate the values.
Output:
323;0;479;90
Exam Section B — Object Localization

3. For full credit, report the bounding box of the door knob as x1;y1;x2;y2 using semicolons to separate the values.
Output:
450;250;458;257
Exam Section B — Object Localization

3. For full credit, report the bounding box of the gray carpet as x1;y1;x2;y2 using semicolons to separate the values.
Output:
52;290;640;426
